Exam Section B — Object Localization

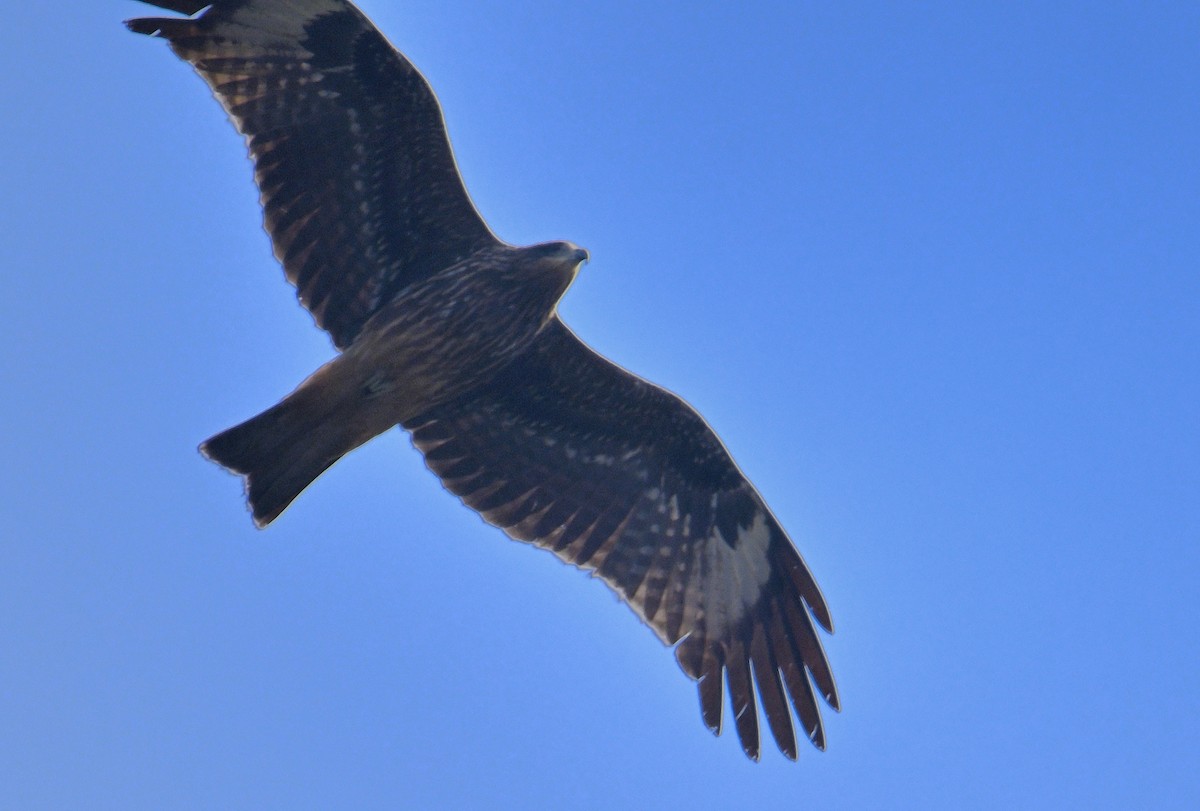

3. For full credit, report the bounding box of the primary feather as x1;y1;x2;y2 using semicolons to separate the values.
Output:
128;0;838;760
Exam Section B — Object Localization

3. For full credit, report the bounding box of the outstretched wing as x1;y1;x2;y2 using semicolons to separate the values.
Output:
404;320;839;760
127;0;501;348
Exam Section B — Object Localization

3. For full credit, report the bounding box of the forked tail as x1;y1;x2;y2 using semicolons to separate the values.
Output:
201;381;356;527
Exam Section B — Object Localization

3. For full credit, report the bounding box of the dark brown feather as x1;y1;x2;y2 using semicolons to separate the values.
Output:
126;0;500;348
405;319;838;759
750;614;798;760
129;0;837;762
698;647;724;734
134;0;215;14
725;636;760;761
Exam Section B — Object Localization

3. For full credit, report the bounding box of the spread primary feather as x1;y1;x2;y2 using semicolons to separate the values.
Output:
127;0;838;761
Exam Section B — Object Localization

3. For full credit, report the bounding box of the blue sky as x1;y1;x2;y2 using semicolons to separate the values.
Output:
2;1;1198;808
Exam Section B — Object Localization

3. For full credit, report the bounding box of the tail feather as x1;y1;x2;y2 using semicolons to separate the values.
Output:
200;352;403;526
201;396;345;528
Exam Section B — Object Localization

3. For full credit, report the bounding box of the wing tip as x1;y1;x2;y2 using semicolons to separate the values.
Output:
125;1;211;38
133;0;212;14
697;658;724;737
825;686;842;713
124;17;164;37
125;16;199;39
809;595;835;635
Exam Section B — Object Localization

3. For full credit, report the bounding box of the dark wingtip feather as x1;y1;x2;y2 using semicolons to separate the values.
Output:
808;595;835;635
134;0;211;14
725;641;761;761
125;17;198;38
814;651;842;713
699;677;722;734
750;620;799;759
825;682;842;713
674;634;705;680
811;723;827;751
125;17;165;36
698;652;724;734
770;528;835;635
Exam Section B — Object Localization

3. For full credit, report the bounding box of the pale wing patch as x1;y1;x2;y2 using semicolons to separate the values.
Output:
700;510;773;634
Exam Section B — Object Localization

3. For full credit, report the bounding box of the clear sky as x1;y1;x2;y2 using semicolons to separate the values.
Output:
2;2;1198;809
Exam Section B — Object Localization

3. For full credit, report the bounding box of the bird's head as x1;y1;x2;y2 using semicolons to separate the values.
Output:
519;240;589;300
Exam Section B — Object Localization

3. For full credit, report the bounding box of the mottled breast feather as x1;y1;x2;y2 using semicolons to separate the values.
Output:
405;320;840;760
127;0;500;348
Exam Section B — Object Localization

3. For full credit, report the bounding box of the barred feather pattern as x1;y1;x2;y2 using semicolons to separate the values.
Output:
129;0;840;762
405;320;840;760
127;0;499;348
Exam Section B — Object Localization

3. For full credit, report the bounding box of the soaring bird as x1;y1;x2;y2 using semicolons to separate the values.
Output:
126;0;839;761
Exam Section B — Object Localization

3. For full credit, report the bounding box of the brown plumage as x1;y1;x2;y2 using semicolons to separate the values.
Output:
127;0;839;761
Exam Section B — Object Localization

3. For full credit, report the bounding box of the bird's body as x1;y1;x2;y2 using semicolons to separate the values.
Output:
202;241;586;526
127;0;839;761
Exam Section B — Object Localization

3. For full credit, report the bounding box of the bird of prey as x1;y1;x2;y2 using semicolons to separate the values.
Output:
126;0;839;761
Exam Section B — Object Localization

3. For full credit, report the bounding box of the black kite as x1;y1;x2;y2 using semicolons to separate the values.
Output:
126;0;839;761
